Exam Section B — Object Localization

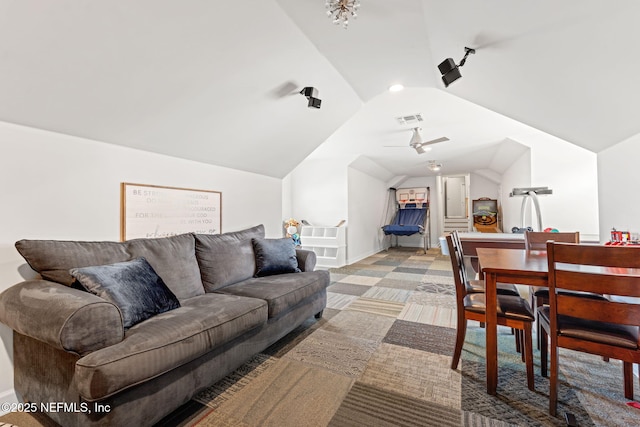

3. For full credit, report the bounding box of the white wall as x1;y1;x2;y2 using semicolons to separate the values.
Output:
470;173;499;202
499;134;599;239
288;158;348;227
0;121;284;403
347;167;388;263
598;133;640;242
500;149;532;232
529;135;599;239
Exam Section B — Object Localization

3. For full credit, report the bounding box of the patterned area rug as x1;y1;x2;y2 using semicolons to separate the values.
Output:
182;247;640;426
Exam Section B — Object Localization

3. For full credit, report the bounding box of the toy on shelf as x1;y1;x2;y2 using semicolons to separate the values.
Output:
284;218;302;247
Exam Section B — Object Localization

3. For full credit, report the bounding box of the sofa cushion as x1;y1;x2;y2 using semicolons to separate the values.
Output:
70;258;181;329
252;238;301;277
125;233;204;300
217;270;329;318
74;293;267;401
195;224;265;291
14;234;205;300
15;239;130;286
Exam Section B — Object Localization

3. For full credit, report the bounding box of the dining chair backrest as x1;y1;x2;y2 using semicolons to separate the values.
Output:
450;230;470;280
546;242;640;330
524;231;579;250
446;233;467;304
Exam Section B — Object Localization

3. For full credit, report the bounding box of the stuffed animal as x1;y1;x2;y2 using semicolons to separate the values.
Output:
284;218;301;247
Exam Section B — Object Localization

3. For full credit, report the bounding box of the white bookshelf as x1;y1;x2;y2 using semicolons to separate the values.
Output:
300;226;346;268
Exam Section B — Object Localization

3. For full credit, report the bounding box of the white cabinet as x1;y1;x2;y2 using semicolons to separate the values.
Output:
300;226;346;268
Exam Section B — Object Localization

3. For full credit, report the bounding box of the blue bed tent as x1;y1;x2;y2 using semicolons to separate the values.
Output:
382;187;431;252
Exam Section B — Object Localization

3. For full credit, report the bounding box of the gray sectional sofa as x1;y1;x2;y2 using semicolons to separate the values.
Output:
0;224;329;426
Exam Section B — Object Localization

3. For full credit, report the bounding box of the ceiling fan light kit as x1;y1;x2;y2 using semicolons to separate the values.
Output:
428;161;442;172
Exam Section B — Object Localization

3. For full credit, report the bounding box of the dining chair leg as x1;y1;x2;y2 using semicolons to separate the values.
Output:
549;338;559;416
524;324;534;391
451;317;467;370
540;327;548;377
535;297;542;350
515;329;522;354
623;361;634;400
530;291;538;349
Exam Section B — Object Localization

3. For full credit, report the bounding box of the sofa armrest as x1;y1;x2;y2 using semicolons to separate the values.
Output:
0;280;124;355
295;249;317;272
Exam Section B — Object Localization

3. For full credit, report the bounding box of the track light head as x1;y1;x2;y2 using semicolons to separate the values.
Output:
307;97;322;109
300;87;318;98
300;86;322;109
438;47;476;88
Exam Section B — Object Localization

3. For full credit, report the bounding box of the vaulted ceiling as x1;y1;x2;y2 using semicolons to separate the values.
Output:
1;1;638;179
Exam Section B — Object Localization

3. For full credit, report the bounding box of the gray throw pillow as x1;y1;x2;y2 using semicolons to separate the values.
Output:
70;257;180;329
251;238;301;277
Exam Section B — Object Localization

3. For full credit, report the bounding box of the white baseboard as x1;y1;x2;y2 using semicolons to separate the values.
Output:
0;388;18;416
346;248;382;265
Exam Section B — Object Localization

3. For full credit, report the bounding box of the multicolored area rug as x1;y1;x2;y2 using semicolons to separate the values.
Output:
181;247;639;427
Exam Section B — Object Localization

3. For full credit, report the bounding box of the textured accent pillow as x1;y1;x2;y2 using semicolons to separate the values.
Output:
251;238;301;277
70;258;180;329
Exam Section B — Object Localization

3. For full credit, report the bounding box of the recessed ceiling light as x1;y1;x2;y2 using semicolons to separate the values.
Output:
389;84;404;92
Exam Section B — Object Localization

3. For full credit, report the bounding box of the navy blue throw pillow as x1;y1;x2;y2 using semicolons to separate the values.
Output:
70;257;180;328
252;238;301;277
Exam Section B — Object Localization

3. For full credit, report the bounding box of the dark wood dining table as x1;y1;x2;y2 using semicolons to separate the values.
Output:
475;247;549;395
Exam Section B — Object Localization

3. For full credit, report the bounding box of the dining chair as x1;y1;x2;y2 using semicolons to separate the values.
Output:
525;232;580;305
451;230;520;296
446;234;536;391
540;242;640;416
450;230;525;353
524;231;608;350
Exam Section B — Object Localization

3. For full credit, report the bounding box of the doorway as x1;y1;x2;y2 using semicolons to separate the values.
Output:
445;175;467;218
438;174;470;234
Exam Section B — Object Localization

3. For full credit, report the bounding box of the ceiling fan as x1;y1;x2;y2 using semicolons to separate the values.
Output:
385;127;449;154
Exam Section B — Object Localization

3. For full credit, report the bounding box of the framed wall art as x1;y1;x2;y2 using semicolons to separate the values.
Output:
120;183;221;241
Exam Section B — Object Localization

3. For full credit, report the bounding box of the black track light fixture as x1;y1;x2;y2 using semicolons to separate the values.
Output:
438;47;476;88
300;87;322;109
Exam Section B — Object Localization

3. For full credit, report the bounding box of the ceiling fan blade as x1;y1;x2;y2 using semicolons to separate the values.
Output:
420;136;449;147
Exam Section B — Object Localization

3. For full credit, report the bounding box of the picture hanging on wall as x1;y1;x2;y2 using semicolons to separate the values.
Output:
120;182;222;241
